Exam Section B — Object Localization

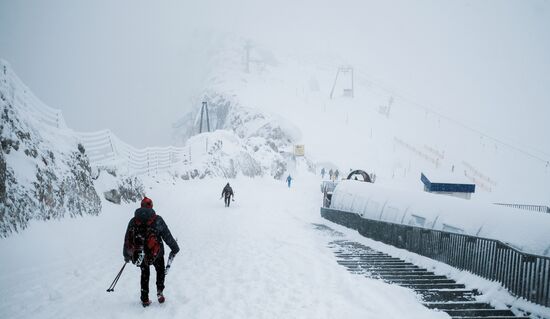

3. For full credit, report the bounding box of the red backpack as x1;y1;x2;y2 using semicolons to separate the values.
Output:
125;214;161;266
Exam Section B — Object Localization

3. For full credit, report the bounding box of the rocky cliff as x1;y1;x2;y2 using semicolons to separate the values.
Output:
0;60;99;237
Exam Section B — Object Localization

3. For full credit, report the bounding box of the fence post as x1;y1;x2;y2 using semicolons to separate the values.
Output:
108;131;115;155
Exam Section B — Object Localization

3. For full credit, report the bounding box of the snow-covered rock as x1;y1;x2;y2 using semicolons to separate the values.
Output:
92;165;145;204
174;91;301;179
176;130;263;179
0;60;144;237
173;92;234;143
0;60;102;237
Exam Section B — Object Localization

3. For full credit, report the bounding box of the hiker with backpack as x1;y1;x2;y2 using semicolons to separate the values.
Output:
123;197;180;307
221;182;234;207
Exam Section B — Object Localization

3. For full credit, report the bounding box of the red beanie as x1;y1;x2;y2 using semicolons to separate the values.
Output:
141;197;153;208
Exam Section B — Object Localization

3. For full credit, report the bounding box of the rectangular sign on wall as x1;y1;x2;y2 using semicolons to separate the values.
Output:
294;145;305;156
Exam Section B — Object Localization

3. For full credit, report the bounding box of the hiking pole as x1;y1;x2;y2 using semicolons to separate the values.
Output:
165;253;176;276
165;238;179;276
106;262;128;292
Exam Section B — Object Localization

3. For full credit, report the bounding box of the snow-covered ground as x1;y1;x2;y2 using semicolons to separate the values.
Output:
0;174;450;319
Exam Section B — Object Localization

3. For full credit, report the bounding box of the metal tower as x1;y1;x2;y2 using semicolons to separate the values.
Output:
198;101;210;133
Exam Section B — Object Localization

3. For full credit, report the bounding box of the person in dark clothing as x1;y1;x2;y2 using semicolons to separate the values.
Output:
123;197;180;307
221;183;234;207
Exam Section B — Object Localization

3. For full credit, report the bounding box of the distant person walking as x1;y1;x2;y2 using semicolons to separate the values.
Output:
321;168;326;179
329;169;334;181
221;183;234;207
334;169;340;180
286;175;293;188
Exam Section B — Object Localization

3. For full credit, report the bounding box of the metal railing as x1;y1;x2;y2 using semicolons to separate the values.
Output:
321;207;550;307
494;203;550;214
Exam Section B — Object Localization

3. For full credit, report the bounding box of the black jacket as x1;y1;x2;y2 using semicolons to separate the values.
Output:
221;185;233;198
123;208;180;260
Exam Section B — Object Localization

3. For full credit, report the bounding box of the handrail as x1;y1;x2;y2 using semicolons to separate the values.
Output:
494;203;550;214
321;206;550;307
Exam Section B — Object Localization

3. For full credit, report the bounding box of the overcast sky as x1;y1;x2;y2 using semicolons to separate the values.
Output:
1;0;549;153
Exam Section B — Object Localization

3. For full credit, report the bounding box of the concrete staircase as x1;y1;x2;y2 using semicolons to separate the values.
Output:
327;237;530;319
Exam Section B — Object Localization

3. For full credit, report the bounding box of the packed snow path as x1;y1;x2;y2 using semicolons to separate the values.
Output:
1;175;449;319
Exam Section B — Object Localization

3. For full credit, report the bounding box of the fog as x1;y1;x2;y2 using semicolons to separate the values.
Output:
1;0;549;152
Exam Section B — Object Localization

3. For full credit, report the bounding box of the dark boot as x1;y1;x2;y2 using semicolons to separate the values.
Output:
142;299;152;307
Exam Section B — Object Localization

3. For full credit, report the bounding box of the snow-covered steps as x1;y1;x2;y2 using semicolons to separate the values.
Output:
327;238;530;319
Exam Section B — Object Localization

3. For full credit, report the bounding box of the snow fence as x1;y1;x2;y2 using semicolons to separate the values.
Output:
1;59;191;176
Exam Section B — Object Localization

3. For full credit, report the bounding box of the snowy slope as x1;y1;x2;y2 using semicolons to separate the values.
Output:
0;174;450;319
174;37;550;205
